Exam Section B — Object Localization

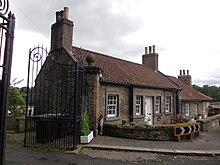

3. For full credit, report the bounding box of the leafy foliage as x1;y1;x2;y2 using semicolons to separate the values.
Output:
8;86;26;116
80;112;90;136
193;85;220;101
19;86;35;106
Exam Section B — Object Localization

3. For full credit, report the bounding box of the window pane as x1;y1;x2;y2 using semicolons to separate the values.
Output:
156;96;161;113
136;96;142;115
107;95;117;117
185;103;190;116
165;96;171;113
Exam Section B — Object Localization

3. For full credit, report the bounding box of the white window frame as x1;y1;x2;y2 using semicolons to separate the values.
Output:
165;96;171;113
136;96;142;115
185;103;190;116
107;95;118;117
155;96;161;114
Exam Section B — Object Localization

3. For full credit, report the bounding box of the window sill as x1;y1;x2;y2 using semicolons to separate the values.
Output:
134;115;145;119
106;116;121;122
155;113;163;116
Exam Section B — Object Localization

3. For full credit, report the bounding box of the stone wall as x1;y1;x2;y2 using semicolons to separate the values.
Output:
7;116;16;131
7;116;35;133
99;84;130;123
7;116;25;133
196;114;220;131
104;123;174;141
99;84;176;125
182;102;210;119
134;88;175;125
210;101;220;109
35;48;76;116
15;117;26;133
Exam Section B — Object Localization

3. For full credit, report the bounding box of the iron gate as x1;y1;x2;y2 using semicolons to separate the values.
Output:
0;0;15;164
24;46;87;149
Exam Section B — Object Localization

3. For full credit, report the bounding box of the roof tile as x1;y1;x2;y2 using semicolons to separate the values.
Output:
168;76;212;101
72;46;211;101
72;46;177;89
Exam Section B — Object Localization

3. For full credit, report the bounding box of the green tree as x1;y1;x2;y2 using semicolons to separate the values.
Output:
193;84;220;101
8;86;26;116
19;86;35;106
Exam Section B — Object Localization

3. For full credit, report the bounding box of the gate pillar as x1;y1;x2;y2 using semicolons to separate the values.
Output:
85;64;101;136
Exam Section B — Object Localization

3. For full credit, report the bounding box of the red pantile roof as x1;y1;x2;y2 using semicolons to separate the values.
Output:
72;46;211;101
168;76;212;101
72;46;177;89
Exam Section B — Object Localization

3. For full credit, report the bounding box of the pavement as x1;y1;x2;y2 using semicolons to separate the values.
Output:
82;125;220;156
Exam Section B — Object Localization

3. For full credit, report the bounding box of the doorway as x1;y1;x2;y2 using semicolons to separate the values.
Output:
145;96;153;125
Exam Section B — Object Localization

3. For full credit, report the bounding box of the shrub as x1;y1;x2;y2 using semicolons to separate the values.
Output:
80;112;90;136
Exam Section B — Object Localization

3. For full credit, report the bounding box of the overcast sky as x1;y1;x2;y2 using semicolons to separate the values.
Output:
8;0;220;87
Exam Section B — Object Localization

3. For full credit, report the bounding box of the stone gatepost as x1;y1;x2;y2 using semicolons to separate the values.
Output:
85;54;102;136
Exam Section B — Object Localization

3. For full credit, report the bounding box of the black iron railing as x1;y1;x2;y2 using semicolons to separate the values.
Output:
24;47;88;149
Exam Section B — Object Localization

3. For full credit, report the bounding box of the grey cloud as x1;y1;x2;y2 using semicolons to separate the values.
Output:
194;69;220;86
194;79;220;86
11;0;144;58
72;1;144;58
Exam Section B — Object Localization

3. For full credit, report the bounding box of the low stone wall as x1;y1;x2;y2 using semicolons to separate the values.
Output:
196;114;220;131
15;117;26;133
7;116;16;131
103;123;174;141
7;116;26;133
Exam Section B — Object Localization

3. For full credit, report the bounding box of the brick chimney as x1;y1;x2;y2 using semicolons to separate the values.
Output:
178;69;192;86
142;45;158;71
51;7;73;52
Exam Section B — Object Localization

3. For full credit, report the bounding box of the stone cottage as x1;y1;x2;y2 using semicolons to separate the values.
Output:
169;72;211;119
35;7;212;135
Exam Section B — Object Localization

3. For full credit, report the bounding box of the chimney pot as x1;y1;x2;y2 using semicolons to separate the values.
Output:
56;10;64;22
183;69;185;75
149;46;152;54
180;70;182;75
145;47;148;54
153;45;155;53
187;70;189;75
64;7;69;19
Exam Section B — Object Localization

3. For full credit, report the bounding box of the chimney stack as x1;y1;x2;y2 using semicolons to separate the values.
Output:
51;7;73;52
142;45;158;71
178;69;192;86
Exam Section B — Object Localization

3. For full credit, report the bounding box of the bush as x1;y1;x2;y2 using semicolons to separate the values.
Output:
8;86;25;117
80;112;89;136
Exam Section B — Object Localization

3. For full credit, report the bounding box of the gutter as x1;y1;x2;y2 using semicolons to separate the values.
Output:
100;80;177;91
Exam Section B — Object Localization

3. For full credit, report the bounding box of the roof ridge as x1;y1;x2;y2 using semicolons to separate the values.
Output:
169;76;212;101
188;85;213;100
72;45;182;89
72;45;152;69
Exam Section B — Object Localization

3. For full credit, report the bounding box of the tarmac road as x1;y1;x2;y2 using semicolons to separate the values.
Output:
5;125;220;164
6;145;220;165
